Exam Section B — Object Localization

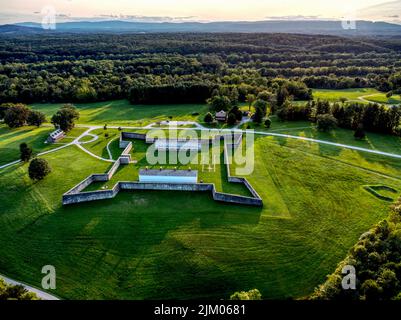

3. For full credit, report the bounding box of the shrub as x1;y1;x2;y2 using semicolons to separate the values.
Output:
28;158;51;181
264;118;272;128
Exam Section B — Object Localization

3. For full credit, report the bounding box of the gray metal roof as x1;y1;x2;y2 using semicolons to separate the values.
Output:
139;169;198;177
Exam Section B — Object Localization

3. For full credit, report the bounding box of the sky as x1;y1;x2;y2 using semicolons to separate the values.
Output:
0;0;395;24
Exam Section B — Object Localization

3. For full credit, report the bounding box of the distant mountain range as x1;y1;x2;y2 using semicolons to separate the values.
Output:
1;20;401;36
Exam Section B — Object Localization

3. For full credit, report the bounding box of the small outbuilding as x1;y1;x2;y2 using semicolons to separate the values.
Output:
139;169;198;184
215;110;227;122
47;129;65;143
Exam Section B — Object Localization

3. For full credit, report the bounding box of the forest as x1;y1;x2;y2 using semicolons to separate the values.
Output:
1;33;401;104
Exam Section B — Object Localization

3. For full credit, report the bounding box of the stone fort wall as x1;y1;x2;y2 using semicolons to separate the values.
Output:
62;131;263;207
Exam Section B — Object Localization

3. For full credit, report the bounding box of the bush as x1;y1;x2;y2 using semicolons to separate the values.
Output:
28;158;51;181
264;118;272;128
316;114;337;132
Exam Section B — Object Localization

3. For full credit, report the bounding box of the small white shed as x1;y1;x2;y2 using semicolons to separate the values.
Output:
139;169;198;184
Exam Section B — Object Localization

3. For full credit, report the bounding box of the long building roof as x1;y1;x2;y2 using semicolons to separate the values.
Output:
139;169;198;177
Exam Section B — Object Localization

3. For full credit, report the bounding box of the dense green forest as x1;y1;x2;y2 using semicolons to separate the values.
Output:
1;33;401;104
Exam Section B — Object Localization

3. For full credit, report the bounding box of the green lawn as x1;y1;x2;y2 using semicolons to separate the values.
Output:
241;116;401;159
30;100;210;126
1;126;401;299
363;93;401;105
312;88;380;102
0;124;86;166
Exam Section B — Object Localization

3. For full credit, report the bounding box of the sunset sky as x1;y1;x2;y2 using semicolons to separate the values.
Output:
0;0;394;23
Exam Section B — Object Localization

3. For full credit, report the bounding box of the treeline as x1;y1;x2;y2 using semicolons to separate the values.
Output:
277;100;401;136
0;33;401;104
128;82;213;104
310;197;401;300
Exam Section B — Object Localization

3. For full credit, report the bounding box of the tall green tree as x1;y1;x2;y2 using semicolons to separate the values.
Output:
51;104;80;132
28;158;52;181
27;110;46;127
20;143;33;162
4;104;30;128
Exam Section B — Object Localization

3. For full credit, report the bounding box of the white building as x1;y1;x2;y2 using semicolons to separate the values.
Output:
215;110;227;122
47;129;65;143
139;169;198;184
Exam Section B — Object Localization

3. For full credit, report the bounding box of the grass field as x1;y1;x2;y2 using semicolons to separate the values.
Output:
312;88;401;105
0;125;86;166
1;93;400;300
1;125;401;299
30;100;209;126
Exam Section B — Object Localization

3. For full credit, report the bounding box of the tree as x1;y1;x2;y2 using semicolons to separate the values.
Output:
246;94;255;111
277;86;289;107
253;107;264;124
0;278;39;300
317;114;337;132
4;104;30;128
0;103;12;120
227;112;237;126
207;95;231;112
28;158;51;181
27;110;46;127
230;289;262;300
51;104;80;132
354;125;366;140
361;279;382;301
20;143;33;162
204;112;213;124
254;99;268;117
264;118;272;128
229;106;243;121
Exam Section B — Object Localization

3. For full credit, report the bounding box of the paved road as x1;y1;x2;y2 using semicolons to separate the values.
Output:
0;274;60;300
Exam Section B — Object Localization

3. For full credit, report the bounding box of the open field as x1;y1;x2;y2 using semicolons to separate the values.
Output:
1;125;401;299
312;88;401;104
0;125;87;166
30;100;209;126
